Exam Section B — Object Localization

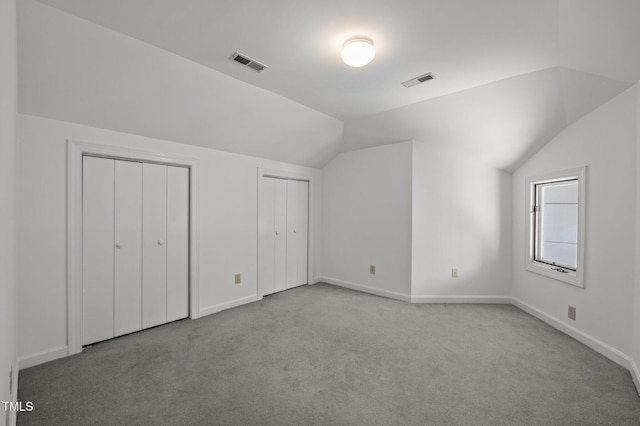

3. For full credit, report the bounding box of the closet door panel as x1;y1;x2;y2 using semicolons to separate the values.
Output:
143;163;168;329
114;160;143;337
260;177;276;296
297;181;309;286
285;180;298;289
273;178;288;293
166;166;189;322
82;156;115;345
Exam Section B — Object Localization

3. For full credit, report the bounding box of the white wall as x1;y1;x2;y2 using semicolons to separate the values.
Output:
512;86;637;358
321;142;413;300
634;83;640;389
321;140;511;303
411;141;512;300
0;0;18;424
17;0;343;169
16;114;322;366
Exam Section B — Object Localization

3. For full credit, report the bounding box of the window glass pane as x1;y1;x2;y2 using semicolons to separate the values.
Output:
537;180;578;269
526;167;585;286
541;204;577;244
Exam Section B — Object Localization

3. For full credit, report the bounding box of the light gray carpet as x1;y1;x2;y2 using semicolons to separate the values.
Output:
17;283;640;425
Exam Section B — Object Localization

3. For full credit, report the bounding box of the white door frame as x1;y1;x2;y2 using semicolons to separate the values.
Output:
67;140;200;355
257;168;316;297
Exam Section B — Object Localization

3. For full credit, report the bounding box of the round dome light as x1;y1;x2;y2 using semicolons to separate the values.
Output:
341;36;375;67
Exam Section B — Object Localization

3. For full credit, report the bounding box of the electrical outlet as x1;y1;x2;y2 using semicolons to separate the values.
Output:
234;273;241;284
451;268;458;278
568;305;576;320
370;265;376;275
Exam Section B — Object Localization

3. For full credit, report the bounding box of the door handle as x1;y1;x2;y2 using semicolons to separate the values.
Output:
115;242;125;249
157;240;165;246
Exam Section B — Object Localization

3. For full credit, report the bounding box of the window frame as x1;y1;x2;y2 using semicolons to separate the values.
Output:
525;166;586;288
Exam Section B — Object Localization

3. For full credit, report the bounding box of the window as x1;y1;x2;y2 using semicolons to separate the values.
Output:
526;167;586;287
533;179;578;270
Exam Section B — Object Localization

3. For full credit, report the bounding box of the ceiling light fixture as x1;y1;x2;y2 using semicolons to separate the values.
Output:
341;36;375;67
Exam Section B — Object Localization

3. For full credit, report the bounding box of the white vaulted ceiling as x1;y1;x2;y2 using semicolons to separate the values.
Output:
20;0;640;170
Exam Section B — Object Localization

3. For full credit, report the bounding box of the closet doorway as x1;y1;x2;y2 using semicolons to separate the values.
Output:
82;156;189;346
259;174;309;296
68;140;200;355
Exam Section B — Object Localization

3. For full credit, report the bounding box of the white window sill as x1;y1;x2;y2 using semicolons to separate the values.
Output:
526;262;583;288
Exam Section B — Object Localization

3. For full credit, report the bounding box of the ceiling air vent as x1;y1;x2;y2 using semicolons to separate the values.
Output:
402;72;435;88
230;52;268;72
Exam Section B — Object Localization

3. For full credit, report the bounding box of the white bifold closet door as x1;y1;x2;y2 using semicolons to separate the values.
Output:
260;177;308;297
83;156;117;344
166;166;189;322
273;179;288;294
114;160;143;337
286;180;309;289
82;156;188;346
142;163;168;329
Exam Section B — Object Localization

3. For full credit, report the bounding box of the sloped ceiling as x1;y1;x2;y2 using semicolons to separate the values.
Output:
343;68;631;170
20;0;640;170
18;0;344;168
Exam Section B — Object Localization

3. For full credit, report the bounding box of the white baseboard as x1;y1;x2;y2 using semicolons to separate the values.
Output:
12;290;640;402
17;345;68;370
15;296;260;371
319;277;412;303
411;295;511;304
318;277;510;305
199;294;261;318
631;358;640;396
511;297;632;371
